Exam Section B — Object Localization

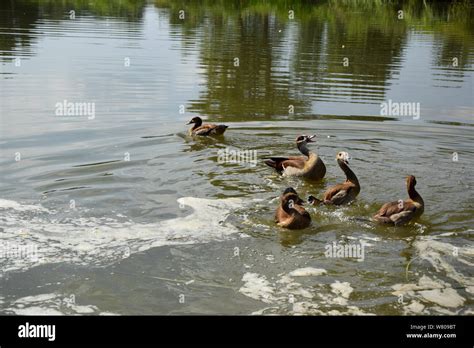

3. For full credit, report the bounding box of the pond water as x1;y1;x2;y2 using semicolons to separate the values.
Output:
0;0;473;315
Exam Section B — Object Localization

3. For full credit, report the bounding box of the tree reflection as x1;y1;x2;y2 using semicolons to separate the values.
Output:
1;0;472;120
159;0;472;121
0;0;146;62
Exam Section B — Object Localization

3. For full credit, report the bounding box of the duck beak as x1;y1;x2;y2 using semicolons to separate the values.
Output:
186;121;193;125
307;134;316;143
335;157;349;165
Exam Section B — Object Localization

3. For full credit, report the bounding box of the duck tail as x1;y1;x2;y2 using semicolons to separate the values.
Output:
308;195;322;206
264;157;288;172
215;125;228;134
264;159;277;169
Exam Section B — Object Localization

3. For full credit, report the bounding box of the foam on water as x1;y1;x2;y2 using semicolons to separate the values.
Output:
239;268;371;315
240;233;473;315
330;281;353;300
414;238;474;294
392;275;465;313
239;273;276;304
288;267;327;277
2;292;114;315
0;197;241;274
391;236;473;314
0;199;50;212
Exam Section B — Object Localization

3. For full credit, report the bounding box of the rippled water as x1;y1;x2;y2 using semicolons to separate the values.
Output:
0;0;473;315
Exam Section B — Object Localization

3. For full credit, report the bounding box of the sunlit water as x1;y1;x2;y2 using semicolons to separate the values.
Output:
0;1;473;315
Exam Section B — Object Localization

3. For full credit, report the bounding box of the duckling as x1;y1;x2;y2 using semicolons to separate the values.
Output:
308;151;360;206
264;135;326;180
187;116;228;136
275;187;311;229
373;175;424;226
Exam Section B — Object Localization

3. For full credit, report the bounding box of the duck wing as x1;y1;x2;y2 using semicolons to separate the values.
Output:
292;204;310;217
264;156;305;172
389;210;416;226
276;207;295;228
323;183;348;204
193;124;228;136
373;200;417;224
275;206;290;223
276;205;310;229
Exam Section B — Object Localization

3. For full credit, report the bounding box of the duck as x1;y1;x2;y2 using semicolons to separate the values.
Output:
372;175;424;226
264;135;326;180
308;151;360;206
275;187;311;229
187;116;228;136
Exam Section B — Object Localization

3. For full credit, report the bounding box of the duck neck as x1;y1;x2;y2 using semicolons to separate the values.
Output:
281;202;293;215
338;159;359;186
192;119;202;129
297;142;311;157
408;184;423;205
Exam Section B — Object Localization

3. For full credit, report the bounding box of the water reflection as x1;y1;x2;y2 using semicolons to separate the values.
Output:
0;0;473;122
157;0;473;120
0;1;146;59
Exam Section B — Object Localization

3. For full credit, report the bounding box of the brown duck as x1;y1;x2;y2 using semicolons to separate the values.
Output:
308;151;360;206
373;175;424;226
187;116;228;136
264;135;326;180
275;187;311;230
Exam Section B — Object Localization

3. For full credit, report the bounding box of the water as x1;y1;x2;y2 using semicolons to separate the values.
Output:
0;0;473;315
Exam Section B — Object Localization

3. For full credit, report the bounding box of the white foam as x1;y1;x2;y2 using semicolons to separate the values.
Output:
239;269;366;315
326;306;373;316
0;197;241;273
418;288;465;308
239;273;276;303
405;300;425;314
389;237;474;313
330;281;353;299
288;267;327;277
5;293;102;315
0;199;50;212
414;238;474;294
13;307;64;315
291;301;322;315
392;275;466;310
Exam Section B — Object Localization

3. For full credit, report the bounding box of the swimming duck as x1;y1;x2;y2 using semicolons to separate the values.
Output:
373;175;424;226
308;151;360;206
187;116;228;136
264;135;326;180
275;187;311;229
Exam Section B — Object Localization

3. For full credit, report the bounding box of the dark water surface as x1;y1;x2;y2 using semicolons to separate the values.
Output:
0;0;473;315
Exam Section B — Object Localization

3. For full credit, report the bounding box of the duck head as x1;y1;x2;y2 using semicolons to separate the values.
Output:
336;151;350;165
406;175;417;188
186;117;203;126
282;187;297;195
281;187;304;206
296;134;316;144
296;135;316;156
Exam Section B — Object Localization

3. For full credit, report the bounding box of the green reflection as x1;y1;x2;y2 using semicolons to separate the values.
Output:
156;0;473;120
1;0;472;120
